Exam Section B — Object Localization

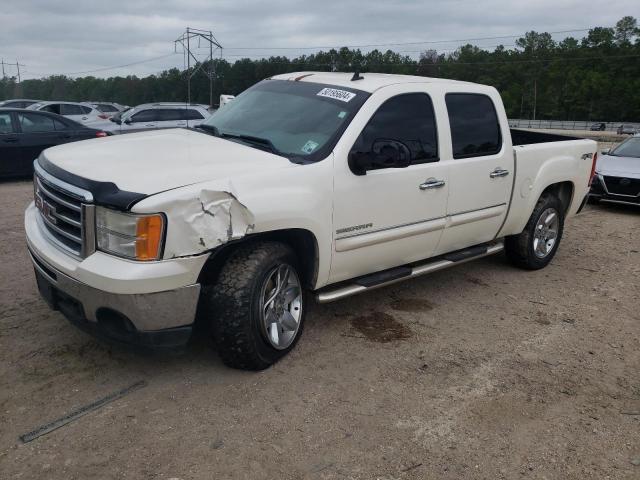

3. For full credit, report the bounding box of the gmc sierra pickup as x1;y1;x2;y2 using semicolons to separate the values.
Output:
25;72;597;370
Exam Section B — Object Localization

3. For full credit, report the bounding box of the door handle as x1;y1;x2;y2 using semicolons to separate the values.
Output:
145;124;155;127
419;178;446;190
3;136;18;143
489;168;510;178
58;134;72;139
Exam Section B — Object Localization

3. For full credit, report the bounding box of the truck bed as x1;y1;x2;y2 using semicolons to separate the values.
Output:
510;128;580;146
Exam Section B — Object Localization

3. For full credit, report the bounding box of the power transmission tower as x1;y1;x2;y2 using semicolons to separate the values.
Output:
1;60;25;81
174;27;222;106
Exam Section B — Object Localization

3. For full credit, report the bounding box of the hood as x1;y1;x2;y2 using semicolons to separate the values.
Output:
41;128;295;196
596;154;640;179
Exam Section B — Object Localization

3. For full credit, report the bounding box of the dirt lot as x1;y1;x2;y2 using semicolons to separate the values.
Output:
0;179;639;480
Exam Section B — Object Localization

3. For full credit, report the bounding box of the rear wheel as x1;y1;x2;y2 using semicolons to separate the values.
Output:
201;241;306;370
505;193;564;270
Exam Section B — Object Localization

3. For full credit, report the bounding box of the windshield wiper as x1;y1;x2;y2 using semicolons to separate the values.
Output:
221;133;279;154
194;124;221;136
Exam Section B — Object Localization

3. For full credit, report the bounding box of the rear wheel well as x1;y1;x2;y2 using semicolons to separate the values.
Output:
197;229;319;290
541;181;574;215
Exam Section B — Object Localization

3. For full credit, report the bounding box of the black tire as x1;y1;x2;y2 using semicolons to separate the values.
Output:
201;241;306;370
505;193;565;270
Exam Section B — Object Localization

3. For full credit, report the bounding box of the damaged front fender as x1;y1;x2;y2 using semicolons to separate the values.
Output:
138;188;255;258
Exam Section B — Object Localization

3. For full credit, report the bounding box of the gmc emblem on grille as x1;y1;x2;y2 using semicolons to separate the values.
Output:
35;192;57;225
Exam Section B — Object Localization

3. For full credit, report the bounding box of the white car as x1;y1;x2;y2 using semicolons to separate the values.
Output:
25;72;596;370
27;101;103;125
106;103;211;134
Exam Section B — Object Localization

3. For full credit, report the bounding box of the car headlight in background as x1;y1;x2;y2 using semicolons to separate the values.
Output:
96;207;165;261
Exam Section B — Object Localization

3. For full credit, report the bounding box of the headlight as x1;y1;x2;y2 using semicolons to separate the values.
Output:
96;207;165;261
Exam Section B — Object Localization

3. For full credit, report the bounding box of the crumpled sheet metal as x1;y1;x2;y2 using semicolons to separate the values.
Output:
165;189;255;257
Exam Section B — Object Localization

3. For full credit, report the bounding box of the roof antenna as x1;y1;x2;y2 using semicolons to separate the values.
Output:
351;70;364;81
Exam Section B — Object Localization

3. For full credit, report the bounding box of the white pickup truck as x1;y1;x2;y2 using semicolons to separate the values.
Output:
25;72;597;370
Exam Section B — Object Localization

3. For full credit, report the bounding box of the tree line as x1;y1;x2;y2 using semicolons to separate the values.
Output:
1;16;638;121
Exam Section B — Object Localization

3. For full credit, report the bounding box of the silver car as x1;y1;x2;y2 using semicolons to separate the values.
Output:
590;136;640;207
106;103;211;134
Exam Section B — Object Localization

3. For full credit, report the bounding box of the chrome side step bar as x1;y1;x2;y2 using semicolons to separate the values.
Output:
315;241;504;303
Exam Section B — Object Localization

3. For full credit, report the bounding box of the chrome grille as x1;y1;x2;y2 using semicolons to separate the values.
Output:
33;163;95;258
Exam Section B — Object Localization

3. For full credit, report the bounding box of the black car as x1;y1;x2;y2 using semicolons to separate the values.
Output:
0;108;108;179
590;122;606;131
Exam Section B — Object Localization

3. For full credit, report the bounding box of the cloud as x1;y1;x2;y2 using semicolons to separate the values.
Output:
0;0;635;79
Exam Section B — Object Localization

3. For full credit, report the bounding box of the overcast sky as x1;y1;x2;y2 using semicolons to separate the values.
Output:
0;0;636;80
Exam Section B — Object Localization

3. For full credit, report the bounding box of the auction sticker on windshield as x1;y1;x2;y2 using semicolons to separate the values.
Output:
317;88;356;103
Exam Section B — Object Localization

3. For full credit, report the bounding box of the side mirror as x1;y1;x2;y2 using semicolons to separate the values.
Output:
123;118;132;125
111;118;122;125
601;148;610;155
348;139;411;175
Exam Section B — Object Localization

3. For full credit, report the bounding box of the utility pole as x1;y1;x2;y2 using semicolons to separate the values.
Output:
174;27;222;106
533;78;537;121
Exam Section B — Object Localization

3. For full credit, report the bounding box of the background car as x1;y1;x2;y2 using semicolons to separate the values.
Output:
590;122;606;131
590;136;640;206
106;103;211;134
0;99;42;109
616;124;637;135
0;108;108;179
27;101;103;125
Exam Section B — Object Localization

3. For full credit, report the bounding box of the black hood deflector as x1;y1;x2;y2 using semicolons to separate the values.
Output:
38;155;147;210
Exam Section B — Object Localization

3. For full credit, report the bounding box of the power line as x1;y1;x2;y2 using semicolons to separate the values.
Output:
223;28;593;50
210;53;640;67
30;53;180;77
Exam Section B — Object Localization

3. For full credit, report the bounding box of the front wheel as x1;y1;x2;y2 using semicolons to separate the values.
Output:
201;241;306;370
505;193;564;270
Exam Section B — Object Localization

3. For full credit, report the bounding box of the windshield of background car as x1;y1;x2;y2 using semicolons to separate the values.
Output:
610;137;640;158
202;79;370;162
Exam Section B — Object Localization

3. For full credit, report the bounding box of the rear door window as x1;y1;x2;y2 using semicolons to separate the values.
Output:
185;109;204;120
130;109;158;123
53;119;69;130
0;112;14;133
41;104;61;114
157;109;183;121
60;104;84;115
19;113;57;133
445;93;502;159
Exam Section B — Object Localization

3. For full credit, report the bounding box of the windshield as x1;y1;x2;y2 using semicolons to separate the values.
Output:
201;79;369;162
609;137;640;158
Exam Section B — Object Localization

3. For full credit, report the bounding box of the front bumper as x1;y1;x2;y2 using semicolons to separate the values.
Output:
589;174;640;206
29;247;200;349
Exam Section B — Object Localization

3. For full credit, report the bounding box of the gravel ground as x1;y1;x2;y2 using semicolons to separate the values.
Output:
0;178;639;480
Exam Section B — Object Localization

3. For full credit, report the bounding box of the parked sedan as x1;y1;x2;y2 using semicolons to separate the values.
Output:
616;124;637;135
590;122;606;131
27;101;103;125
0;108;108;179
590;136;640;206
0;99;42;109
